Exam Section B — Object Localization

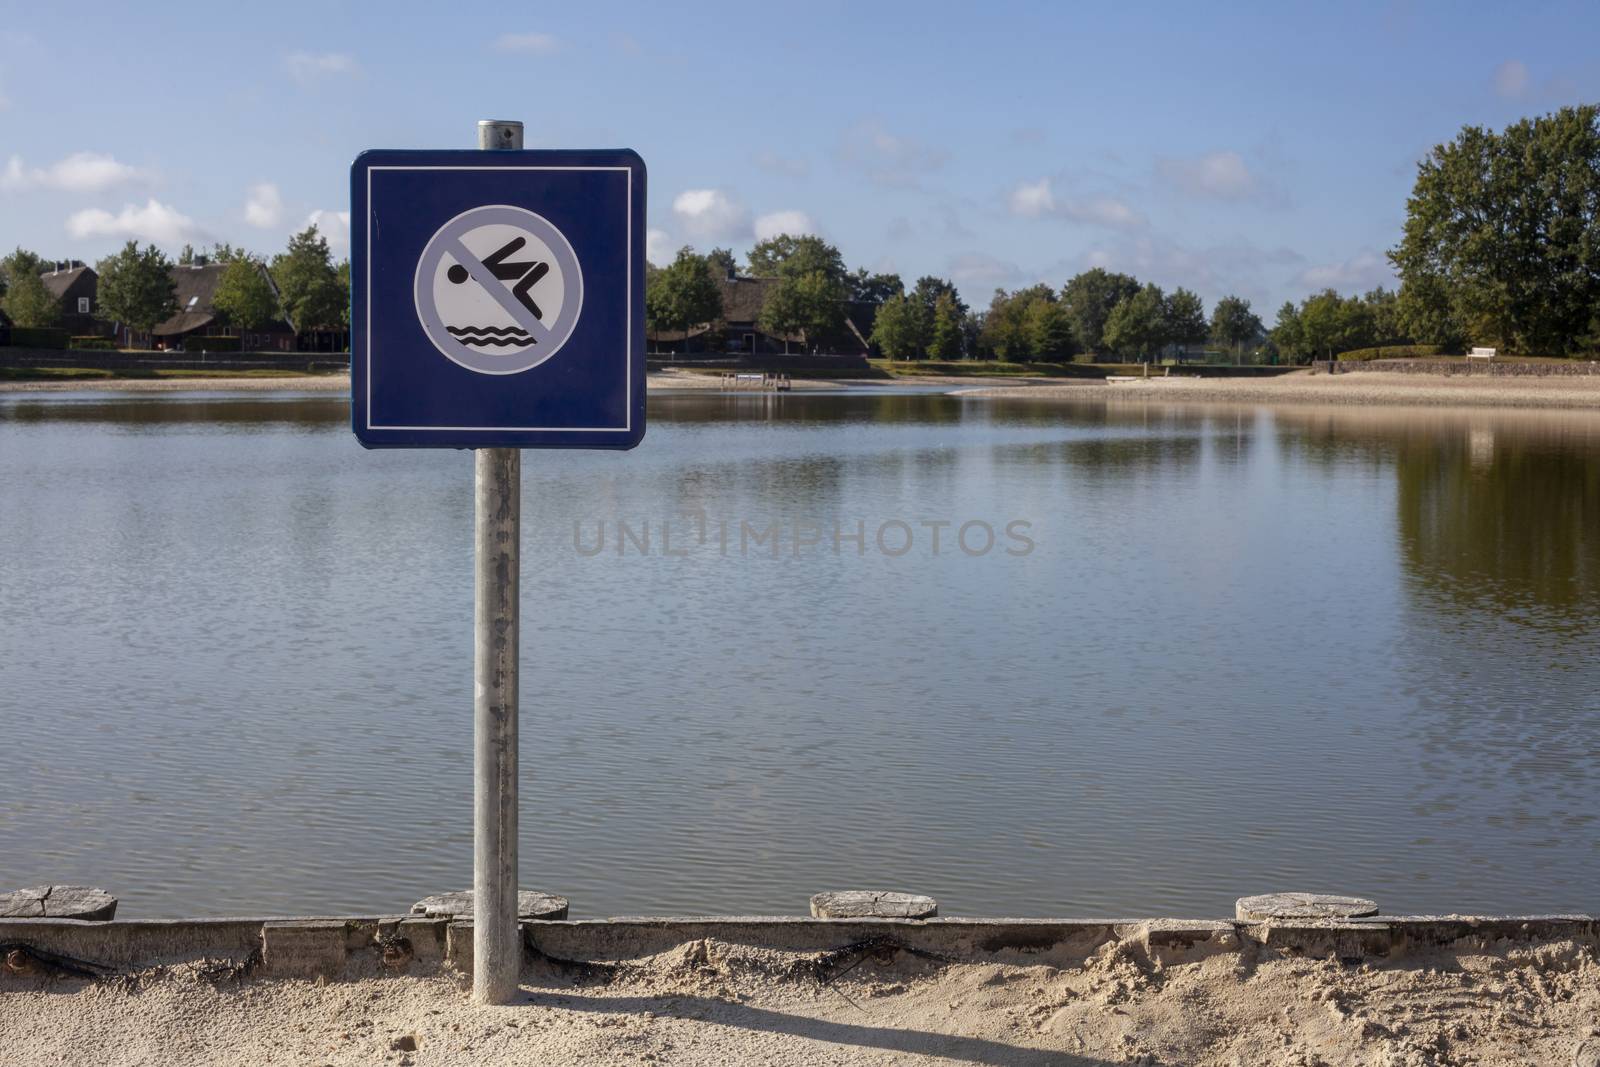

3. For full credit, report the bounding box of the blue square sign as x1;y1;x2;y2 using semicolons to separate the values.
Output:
350;149;646;449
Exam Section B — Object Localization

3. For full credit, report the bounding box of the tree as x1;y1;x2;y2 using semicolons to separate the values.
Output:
910;276;968;320
705;247;737;278
645;246;724;350
0;248;47;303
211;256;279;331
759;269;846;353
96;241;177;341
1209;296;1264;360
1390;104;1600;354
927;291;964;358
869;292;928;358
1025;298;1075;359
272;225;343;329
1102;284;1167;360
1163;287;1207;357
210;242;246;264
1270;301;1305;362
847;268;903;305
753;234;850;352
0;249;60;328
747;234;846;282
178;244;197;266
1061;268;1141;357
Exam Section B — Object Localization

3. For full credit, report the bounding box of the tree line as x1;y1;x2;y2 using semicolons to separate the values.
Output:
0;225;348;344
648;237;1274;363
649;104;1600;363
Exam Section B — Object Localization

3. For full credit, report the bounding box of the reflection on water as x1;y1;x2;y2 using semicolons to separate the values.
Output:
0;391;1596;918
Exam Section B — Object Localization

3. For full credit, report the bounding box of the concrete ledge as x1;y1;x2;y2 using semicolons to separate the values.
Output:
2;913;1595;982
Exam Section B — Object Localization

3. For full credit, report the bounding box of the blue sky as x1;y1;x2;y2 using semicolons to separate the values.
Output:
2;0;1596;312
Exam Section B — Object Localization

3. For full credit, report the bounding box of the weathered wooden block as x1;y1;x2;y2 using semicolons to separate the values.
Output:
1235;892;1377;922
0;886;117;921
261;920;349;978
411;890;568;921
809;891;938;919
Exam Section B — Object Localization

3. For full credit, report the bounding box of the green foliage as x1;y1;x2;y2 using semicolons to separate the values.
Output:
271;225;344;329
1102;283;1168;359
95;241;177;337
2;267;61;328
980;284;1061;360
1209;295;1264;356
1061;268;1141;355
927;291;963;359
1336;344;1444;361
759;268;847;353
870;292;929;358
1270;288;1408;361
646;247;724;343
753;235;850;352
704;247;737;277
0;248;48;302
69;336;117;350
211;257;279;331
1164;287;1207;349
1271;302;1304;361
1391;104;1600;355
912;276;968;321
9;326;68;348
1024;297;1075;359
747;234;846;283
847;268;903;305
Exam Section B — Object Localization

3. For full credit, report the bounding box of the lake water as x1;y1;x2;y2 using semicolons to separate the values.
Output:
1;389;1597;919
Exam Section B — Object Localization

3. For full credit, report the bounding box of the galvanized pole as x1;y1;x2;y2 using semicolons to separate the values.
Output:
473;118;523;1005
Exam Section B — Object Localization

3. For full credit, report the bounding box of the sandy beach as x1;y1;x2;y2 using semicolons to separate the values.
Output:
5;368;1600;413
3;926;1595;1066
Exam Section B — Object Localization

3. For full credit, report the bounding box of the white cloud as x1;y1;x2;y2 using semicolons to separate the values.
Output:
305;209;351;252
671;188;750;242
753;151;809;178
286;51;357;85
1492;59;1529;98
646;228;673;264
3;152;151;194
493;32;561;54
243;183;283;228
1156;150;1260;201
66;199;204;246
1007;177;1143;228
837;119;946;188
1297;249;1396;293
753;210;816;241
948;252;1021;291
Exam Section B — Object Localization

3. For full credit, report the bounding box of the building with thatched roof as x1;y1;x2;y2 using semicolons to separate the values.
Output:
648;271;877;358
125;260;296;351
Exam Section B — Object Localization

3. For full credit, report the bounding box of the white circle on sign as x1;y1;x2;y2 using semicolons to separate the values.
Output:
413;204;584;375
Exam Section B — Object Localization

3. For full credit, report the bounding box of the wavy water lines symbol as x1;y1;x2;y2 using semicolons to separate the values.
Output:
446;325;536;347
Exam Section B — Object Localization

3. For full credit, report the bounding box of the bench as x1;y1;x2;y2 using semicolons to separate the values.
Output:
1467;347;1497;361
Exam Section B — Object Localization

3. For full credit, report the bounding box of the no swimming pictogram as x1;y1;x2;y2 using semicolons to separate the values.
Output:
413;205;584;375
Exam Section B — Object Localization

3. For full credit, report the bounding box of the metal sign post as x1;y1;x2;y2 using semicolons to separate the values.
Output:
349;119;644;1006
472;120;522;1006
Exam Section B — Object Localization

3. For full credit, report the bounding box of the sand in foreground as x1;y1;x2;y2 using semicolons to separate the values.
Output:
3;932;1595;1066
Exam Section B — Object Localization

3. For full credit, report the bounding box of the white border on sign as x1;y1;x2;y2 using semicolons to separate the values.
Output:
365;164;634;434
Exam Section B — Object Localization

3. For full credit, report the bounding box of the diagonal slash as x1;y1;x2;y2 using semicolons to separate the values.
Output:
443;236;554;345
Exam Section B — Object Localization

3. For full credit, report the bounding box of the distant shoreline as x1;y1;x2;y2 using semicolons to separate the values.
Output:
4;368;1599;412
